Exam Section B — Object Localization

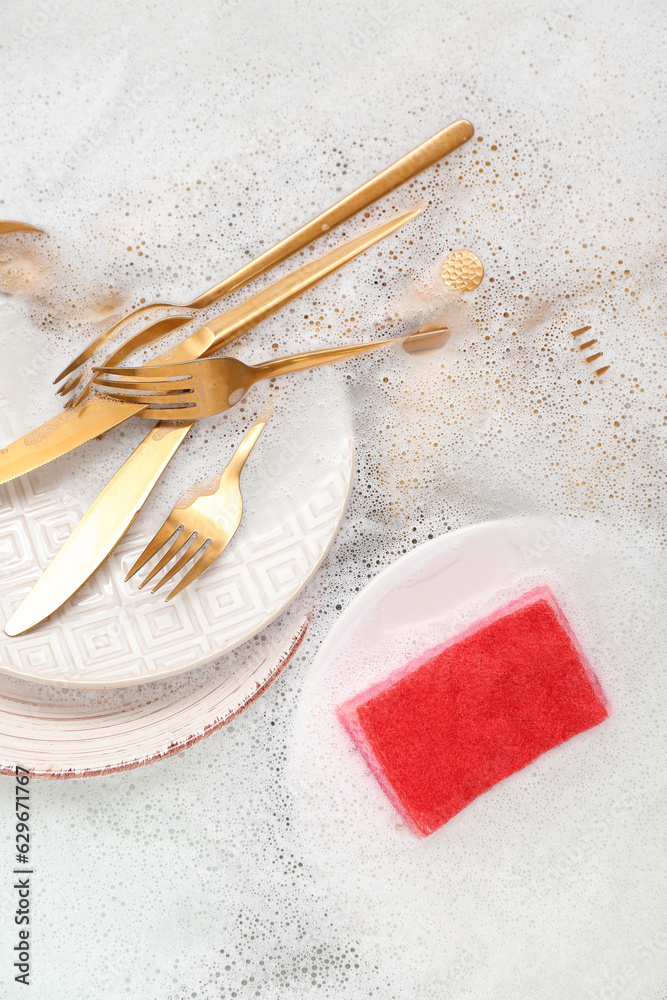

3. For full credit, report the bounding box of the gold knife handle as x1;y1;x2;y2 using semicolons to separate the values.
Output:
188;120;473;310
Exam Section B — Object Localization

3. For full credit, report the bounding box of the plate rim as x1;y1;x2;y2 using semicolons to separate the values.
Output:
303;516;548;680
0;613;310;779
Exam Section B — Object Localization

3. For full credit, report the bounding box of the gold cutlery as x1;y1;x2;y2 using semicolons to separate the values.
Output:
4;422;191;636
2;216;422;633
93;327;451;420
0;221;44;235
125;420;266;602
570;325;610;376
54;120;474;402
2;119;476;629
4;322;448;635
0;210;418;486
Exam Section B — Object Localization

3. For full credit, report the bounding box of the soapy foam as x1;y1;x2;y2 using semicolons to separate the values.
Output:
1;0;667;997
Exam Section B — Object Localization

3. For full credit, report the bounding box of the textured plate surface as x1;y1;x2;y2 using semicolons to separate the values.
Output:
0;392;353;687
0;613;308;778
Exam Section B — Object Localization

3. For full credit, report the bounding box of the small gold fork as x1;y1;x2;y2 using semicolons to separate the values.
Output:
126;420;265;601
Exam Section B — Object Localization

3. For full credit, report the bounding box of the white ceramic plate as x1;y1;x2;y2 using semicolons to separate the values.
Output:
290;517;585;845
0;613;308;778
0;381;353;687
287;518;667;996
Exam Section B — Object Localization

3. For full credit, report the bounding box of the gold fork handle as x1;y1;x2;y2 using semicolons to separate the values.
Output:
189;120;473;310
223;420;266;479
249;325;450;380
252;335;402;379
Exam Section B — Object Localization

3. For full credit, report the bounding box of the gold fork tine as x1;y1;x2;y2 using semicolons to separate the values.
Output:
140;530;198;589
165;544;223;602
132;419;266;600
125;519;181;581
570;324;610;376
94;364;193;380
56;373;85;397
59;317;195;400
96;395;195;415
151;537;209;593
92;392;159;408
138;406;199;420
93;376;190;394
55;314;190;386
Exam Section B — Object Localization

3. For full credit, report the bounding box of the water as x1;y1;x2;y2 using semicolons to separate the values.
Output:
0;0;666;996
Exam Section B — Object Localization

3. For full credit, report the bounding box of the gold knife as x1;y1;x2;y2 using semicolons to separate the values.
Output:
5;423;191;636
2;120;478;632
0;210;418;485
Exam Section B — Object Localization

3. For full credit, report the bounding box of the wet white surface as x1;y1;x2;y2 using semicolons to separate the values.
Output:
0;0;666;997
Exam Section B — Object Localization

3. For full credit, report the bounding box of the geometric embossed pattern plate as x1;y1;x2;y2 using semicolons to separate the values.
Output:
0;613;309;778
0;392;353;688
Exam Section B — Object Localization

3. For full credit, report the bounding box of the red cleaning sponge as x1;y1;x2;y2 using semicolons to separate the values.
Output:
337;586;609;837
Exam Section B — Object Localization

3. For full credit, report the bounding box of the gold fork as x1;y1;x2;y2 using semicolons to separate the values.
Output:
53;120;473;403
127;420;265;601
570;325;610;376
93;326;450;420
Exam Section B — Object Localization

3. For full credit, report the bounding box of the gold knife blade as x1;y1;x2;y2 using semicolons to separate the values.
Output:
0;209;418;486
0;397;142;486
4;422;192;636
